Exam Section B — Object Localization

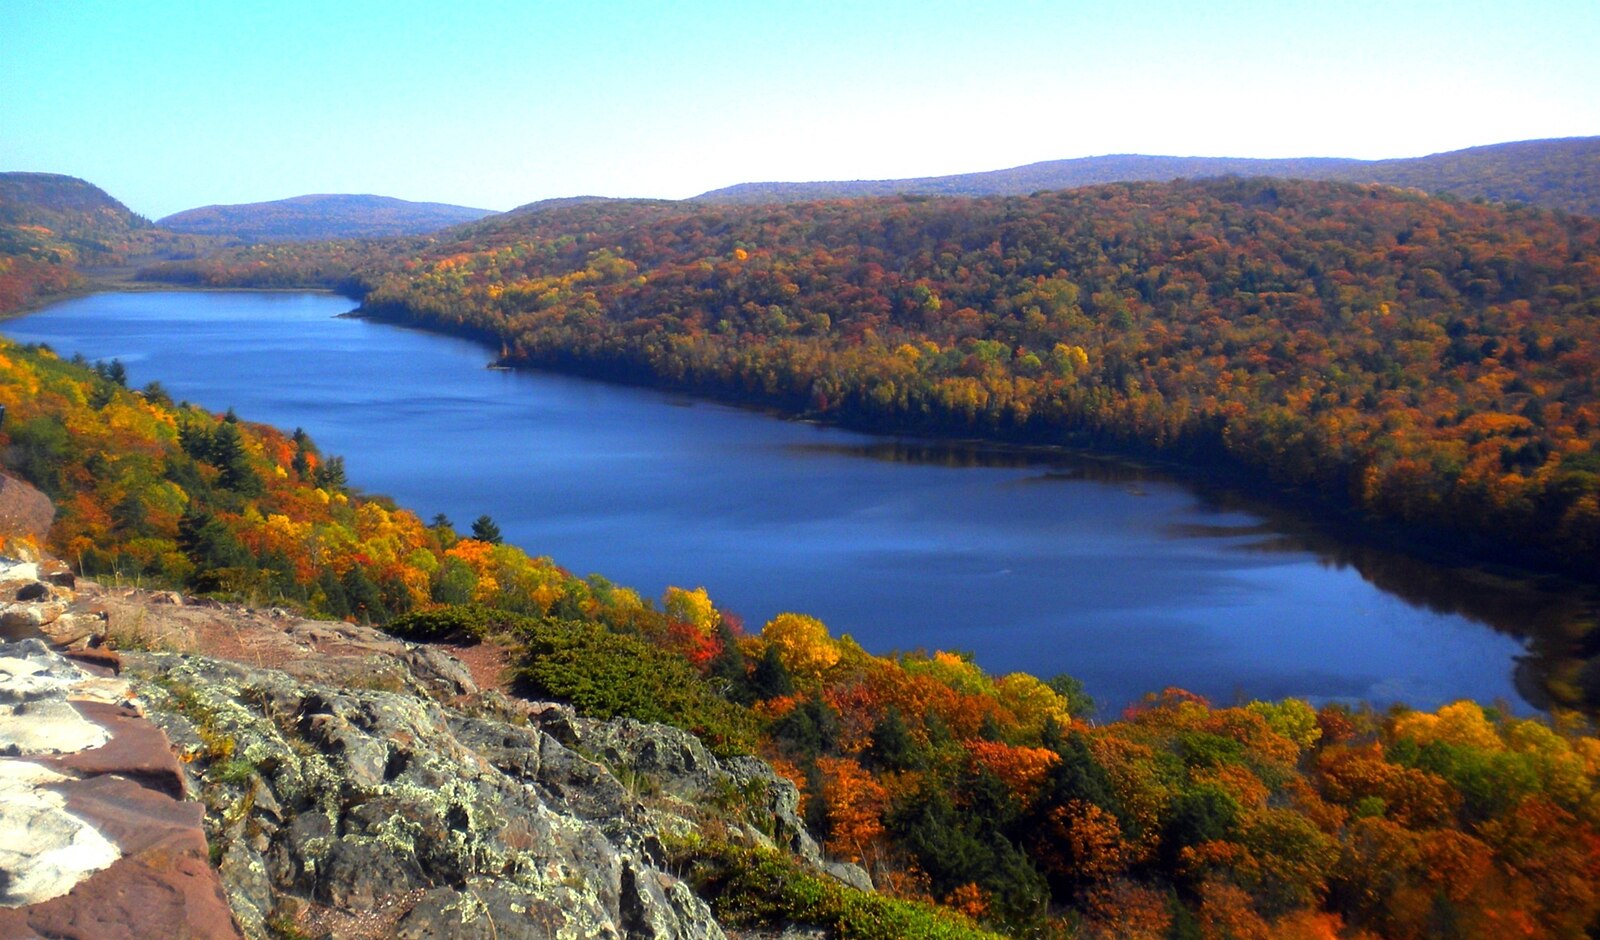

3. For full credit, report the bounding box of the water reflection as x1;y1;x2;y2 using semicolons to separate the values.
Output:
789;438;1600;713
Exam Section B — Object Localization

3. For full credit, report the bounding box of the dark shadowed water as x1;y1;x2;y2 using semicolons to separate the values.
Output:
8;291;1584;715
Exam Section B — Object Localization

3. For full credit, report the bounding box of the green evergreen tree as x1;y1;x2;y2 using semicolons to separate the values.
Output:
750;644;795;699
471;514;503;544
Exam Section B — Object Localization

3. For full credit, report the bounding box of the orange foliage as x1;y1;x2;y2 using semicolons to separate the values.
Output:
943;882;988;921
964;740;1058;806
1080;881;1173;940
816;756;888;864
1031;800;1128;885
1196;880;1271;940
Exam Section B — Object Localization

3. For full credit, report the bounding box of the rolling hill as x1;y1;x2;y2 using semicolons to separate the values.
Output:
276;177;1599;585
157;193;496;241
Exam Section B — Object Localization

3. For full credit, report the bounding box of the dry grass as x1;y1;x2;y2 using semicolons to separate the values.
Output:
105;605;197;653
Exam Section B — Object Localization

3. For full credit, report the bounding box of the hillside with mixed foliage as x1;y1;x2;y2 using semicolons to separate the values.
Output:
150;178;1600;585
157;193;496;241
0;172;147;312
697;137;1600;217
0;172;222;315
0;172;150;236
3;331;1600;936
1340;137;1600;217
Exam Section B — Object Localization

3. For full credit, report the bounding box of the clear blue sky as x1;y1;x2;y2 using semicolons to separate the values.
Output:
3;0;1596;219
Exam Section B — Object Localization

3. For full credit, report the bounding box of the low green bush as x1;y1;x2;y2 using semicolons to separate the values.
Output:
513;617;758;755
384;604;533;642
672;838;1006;940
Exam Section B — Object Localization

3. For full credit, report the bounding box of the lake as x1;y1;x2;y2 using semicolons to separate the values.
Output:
6;290;1583;715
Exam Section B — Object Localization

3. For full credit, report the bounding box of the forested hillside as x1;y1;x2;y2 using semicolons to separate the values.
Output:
697;137;1600;217
0;172;149;235
150;178;1600;582
0;174;491;315
5;324;1600;937
1343;138;1600;217
0;172;219;314
0;172;147;312
158;193;495;241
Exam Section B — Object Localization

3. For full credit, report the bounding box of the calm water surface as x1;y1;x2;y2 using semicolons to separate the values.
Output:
7;291;1574;714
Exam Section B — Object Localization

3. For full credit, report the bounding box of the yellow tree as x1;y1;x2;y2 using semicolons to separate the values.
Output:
760;612;841;679
663;585;718;633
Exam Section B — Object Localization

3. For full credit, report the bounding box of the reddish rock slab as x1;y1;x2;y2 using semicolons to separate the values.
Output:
55;773;206;856
39;701;187;800
0;845;241;940
0;772;242;939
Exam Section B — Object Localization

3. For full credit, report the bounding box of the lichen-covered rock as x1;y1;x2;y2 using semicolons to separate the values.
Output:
131;652;728;940
403;644;479;698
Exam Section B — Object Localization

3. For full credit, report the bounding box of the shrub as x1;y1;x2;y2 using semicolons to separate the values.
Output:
384;603;532;642
513;617;758;755
673;838;1006;940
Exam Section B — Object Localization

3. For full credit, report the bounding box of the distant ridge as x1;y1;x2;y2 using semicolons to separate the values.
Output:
505;195;628;216
158;193;495;241
695;137;1600;216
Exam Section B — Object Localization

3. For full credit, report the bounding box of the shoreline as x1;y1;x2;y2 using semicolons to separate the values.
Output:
19;283;1597;592
377;303;1587;591
27;282;1590;594
13;286;1600;709
0;275;343;323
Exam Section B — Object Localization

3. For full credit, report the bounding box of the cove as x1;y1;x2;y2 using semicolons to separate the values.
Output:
5;290;1581;715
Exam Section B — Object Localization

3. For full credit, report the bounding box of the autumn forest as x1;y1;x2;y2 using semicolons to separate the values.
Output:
148;177;1600;581
3;143;1600;937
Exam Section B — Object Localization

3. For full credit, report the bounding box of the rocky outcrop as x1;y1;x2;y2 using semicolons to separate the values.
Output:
0;639;112;756
0;563;874;938
132;651;729;939
0;759;120;907
1;554;96;648
563;717;872;893
81;589;481;702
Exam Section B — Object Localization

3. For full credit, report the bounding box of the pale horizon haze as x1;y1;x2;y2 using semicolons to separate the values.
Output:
3;0;1597;219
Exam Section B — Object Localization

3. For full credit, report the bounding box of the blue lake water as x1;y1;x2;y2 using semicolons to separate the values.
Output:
6;290;1564;714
